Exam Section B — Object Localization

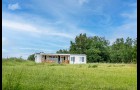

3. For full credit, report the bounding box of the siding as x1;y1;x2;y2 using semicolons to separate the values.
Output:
70;55;86;64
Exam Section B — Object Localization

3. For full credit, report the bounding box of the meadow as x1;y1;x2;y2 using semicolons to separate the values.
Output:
2;59;137;90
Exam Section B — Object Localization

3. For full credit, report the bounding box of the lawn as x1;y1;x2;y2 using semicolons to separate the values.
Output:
2;59;137;90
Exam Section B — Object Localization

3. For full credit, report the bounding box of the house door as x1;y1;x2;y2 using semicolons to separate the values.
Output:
58;56;60;64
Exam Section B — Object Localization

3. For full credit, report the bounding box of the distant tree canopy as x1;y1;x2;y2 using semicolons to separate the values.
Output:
56;33;137;63
56;49;69;54
27;54;35;61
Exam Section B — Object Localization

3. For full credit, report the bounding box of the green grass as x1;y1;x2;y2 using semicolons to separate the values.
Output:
2;59;137;90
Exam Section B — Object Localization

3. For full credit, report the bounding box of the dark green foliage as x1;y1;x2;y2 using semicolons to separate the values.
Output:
110;37;137;63
88;64;98;68
56;49;69;54
88;65;91;68
132;38;137;63
27;54;35;61
70;33;88;54
108;65;112;67
56;33;137;63
86;36;110;63
69;34;110;63
92;65;98;68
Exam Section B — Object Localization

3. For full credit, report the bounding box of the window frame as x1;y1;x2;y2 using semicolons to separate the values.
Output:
71;57;75;62
80;57;84;62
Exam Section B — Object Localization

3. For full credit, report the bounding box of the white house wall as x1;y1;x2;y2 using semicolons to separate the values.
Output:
70;55;86;64
35;54;42;63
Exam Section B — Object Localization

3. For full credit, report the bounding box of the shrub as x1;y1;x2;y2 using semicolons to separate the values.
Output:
88;64;98;68
88;65;91;68
27;54;35;61
92;65;98;68
108;65;112;67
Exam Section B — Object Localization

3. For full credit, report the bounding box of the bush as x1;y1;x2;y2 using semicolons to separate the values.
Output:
108;65;112;67
88;65;91;68
92;65;98;68
27;54;35;61
88;64;98;68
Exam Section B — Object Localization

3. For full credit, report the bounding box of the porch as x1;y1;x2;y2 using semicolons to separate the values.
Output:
41;55;70;64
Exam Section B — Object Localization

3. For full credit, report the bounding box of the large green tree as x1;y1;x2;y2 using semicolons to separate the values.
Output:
110;38;125;63
56;33;137;63
110;37;135;63
69;34;110;63
123;37;133;63
70;33;88;54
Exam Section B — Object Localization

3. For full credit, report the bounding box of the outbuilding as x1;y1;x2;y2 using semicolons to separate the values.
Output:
34;52;86;64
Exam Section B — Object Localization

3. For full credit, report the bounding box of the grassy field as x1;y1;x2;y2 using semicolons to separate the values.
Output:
2;59;137;90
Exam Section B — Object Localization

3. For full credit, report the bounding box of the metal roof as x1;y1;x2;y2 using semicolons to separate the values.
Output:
35;53;86;56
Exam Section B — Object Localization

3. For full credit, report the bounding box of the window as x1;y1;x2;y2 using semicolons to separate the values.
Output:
71;57;75;62
80;57;84;62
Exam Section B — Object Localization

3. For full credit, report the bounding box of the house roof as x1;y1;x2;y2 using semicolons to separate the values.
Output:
35;53;86;56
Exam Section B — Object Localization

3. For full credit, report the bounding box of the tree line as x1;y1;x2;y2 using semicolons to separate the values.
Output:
56;33;137;63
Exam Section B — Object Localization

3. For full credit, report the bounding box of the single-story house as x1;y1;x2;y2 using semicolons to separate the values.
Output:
34;52;86;64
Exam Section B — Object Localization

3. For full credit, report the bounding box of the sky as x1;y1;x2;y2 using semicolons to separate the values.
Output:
2;0;137;59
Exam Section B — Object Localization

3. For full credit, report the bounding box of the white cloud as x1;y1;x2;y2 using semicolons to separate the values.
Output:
2;20;39;33
2;12;96;58
45;42;69;48
107;8;137;45
119;23;136;31
3;10;95;39
2;11;96;59
121;10;137;19
43;32;74;39
2;19;74;39
107;7;137;45
121;3;137;20
19;47;55;52
107;22;137;45
8;3;20;10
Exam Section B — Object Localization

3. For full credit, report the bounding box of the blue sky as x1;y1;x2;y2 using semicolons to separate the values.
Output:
2;0;137;59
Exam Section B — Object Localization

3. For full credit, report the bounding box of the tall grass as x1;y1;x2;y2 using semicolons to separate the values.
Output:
3;67;24;90
2;59;137;90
